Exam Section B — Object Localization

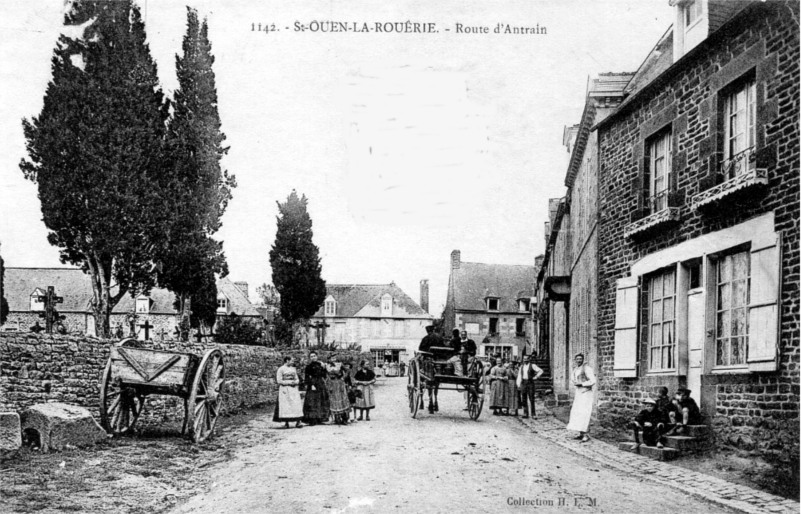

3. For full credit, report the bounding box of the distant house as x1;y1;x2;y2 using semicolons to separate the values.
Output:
442;250;537;361
0;267;260;339
307;283;433;366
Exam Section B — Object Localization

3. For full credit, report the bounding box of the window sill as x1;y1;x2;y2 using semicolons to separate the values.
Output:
624;207;681;240
692;167;768;212
711;366;750;375
645;369;677;376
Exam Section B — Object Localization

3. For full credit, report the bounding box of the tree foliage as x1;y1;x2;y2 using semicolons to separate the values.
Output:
157;8;235;328
20;1;169;336
269;191;326;334
214;313;264;346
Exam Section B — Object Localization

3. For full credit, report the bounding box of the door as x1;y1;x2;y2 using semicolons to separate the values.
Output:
686;289;704;402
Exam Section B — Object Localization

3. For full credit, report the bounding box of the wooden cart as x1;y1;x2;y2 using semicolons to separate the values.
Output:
407;347;485;421
99;338;225;442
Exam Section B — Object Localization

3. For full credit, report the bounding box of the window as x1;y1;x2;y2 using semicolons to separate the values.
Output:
646;268;676;371
648;130;672;213
487;298;499;311
715;250;750;367
515;318;526;337
518;298;530;312
683;0;702;28
722;78;756;180
216;298;228;313
136;296;150;314
489;317;498;334
484;345;513;361
324;298;336;316
687;260;702;289
381;294;392;316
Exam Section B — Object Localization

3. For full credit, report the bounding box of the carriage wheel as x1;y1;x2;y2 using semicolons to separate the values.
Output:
407;368;415;412
468;389;484;421
186;349;225;443
99;340;145;435
408;361;421;419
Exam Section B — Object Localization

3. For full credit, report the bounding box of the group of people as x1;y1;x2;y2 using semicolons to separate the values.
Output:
419;326;478;376
486;354;544;417
629;386;702;448
272;352;377;429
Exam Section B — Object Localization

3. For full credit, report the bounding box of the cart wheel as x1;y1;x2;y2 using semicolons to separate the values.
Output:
409;361;421;419
186;349;225;443
407;369;415;412
468;389;484;421
100;341;146;435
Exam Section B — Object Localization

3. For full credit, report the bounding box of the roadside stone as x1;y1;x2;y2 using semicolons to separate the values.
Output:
20;402;106;452
0;412;22;459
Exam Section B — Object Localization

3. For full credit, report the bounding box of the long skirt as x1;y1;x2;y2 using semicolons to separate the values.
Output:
328;379;351;414
303;385;330;423
506;380;519;411
566;386;594;432
273;385;303;422
489;379;508;408
355;383;375;410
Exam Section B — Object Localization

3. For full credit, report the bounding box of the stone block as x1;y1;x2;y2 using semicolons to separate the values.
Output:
0;412;22;459
618;441;639;454
638;445;680;461
20;403;107;453
664;436;708;452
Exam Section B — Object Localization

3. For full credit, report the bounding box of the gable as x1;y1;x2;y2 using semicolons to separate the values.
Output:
451;262;537;312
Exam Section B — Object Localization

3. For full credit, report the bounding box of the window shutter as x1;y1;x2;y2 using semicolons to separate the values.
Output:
748;234;781;372
614;276;640;377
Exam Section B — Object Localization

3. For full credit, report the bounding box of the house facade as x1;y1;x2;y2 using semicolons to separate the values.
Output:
535;73;632;397
593;0;798;463
443;250;536;361
307;283;433;366
0;267;261;339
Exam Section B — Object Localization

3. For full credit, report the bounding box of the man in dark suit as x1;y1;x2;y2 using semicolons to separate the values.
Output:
458;330;477;375
516;354;543;418
418;325;440;353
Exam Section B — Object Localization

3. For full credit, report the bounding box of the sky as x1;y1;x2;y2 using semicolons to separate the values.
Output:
0;0;674;315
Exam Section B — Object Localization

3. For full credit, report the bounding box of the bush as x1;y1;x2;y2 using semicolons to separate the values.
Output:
214;313;264;346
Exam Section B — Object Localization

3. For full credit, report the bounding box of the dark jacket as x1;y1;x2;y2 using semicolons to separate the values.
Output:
656;396;680;423
419;333;441;352
459;338;477;356
678;396;702;425
634;408;663;427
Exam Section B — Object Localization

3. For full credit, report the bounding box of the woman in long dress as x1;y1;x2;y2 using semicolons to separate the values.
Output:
353;360;376;421
566;353;596;442
273;356;303;429
505;361;519;416
326;356;351;425
489;357;508;415
302;351;330;425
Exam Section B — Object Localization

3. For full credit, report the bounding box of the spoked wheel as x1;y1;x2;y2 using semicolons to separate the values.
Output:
186;349;225;443
409;361;421;419
100;340;146;435
468;388;484;421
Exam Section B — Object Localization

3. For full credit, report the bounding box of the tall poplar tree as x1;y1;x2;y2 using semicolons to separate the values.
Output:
20;1;169;336
269;191;326;339
158;8;235;331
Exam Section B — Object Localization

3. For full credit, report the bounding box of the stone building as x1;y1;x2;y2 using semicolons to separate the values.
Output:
307;283;433;366
594;0;798;465
443;250;536;361
0;267;261;339
535;74;631;398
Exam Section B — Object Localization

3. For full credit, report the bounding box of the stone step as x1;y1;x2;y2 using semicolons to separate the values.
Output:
617;441;680;461
679;424;710;438
664;435;708;452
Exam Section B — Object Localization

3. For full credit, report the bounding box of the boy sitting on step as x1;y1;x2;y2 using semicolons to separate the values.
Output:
667;387;702;435
629;398;667;449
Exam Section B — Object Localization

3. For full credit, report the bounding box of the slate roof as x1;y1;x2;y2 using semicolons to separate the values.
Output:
3;268;259;317
451;262;536;312
313;284;431;319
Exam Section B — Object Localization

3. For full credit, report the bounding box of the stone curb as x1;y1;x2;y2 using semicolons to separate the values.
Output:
515;414;799;514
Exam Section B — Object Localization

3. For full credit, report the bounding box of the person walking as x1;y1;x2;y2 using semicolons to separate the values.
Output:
302;351;330;425
517;354;544;418
273;356;303;429
566;353;596;442
353;360;376;421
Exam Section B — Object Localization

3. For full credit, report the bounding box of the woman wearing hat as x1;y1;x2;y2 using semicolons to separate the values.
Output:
566;353;596;442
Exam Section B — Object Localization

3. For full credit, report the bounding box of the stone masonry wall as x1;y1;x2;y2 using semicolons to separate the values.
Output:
0;333;370;429
596;2;799;466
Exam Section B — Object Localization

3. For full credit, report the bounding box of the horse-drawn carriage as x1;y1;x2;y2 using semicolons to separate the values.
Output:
99;338;225;442
406;346;485;420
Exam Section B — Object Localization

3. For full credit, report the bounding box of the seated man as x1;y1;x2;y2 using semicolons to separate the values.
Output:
418;325;440;353
670;387;702;435
629;398;666;449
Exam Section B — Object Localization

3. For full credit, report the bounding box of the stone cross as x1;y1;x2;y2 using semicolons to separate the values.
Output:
138;319;154;341
36;286;63;334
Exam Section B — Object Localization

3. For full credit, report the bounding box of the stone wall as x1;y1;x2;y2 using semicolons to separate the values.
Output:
596;2;799;467
0;333;370;429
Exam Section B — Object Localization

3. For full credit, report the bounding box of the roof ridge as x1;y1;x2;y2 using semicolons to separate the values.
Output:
6;267;84;271
460;261;536;268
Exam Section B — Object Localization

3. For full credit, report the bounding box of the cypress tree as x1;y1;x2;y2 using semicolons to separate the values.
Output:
270;191;326;340
20;1;169;337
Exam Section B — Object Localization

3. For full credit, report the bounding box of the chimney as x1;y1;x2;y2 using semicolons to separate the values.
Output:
234;281;249;300
451;249;461;270
420;279;429;313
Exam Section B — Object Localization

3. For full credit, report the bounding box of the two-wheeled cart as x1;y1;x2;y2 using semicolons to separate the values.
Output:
406;346;484;420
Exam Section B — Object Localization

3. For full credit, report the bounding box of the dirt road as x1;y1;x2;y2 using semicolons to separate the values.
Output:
174;378;732;513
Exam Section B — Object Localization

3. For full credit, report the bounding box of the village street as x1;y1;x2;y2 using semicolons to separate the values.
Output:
173;379;732;514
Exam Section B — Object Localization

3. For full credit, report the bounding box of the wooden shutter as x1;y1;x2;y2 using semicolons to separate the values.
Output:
747;234;782;372
614;276;640;377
